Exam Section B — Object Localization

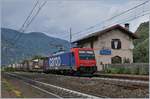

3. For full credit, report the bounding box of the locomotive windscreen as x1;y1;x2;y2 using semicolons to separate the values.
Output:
79;50;95;60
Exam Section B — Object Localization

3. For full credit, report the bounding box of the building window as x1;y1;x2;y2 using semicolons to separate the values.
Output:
111;39;121;49
111;56;122;64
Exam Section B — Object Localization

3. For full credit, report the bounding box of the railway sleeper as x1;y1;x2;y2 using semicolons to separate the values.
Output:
6;72;99;98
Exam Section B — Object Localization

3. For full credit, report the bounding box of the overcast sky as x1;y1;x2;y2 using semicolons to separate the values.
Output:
2;0;150;41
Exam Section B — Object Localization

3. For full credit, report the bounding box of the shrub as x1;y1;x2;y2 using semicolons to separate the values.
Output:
105;67;120;74
117;67;124;74
104;67;111;73
4;67;15;72
130;67;140;75
123;68;131;74
110;68;118;74
104;67;124;74
139;67;149;75
105;67;132;74
104;65;149;75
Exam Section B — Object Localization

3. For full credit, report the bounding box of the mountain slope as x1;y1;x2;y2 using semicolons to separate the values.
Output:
1;28;70;65
133;21;149;63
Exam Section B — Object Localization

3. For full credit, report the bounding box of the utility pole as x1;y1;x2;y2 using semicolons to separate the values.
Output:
149;16;150;66
148;15;150;88
70;28;72;49
69;28;72;67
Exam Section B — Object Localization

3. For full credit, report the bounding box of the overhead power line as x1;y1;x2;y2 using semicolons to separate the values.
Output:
63;10;150;40
73;11;150;41
5;0;48;63
12;0;39;44
21;1;47;32
12;0;47;46
19;0;40;32
53;0;150;41
71;0;150;40
49;1;150;40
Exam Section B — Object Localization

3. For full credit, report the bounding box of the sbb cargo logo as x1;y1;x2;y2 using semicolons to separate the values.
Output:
49;56;61;66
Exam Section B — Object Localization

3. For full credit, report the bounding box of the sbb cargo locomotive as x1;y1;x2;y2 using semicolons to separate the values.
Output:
15;48;97;75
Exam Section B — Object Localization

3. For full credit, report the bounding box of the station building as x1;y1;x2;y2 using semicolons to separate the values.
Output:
72;24;138;71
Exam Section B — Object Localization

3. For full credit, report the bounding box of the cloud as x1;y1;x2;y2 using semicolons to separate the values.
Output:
2;0;150;41
2;0;35;29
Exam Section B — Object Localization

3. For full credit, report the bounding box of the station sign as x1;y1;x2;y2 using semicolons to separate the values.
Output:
100;49;111;55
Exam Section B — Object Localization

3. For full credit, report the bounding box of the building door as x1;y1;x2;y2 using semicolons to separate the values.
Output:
111;56;122;64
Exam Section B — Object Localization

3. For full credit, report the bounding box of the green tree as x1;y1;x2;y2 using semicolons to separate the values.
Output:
32;55;44;59
133;21;149;63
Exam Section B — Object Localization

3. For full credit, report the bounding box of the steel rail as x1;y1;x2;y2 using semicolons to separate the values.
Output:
92;77;149;84
6;72;104;98
5;73;62;98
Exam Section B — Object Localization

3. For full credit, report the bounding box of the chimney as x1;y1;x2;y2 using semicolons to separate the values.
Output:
124;23;129;30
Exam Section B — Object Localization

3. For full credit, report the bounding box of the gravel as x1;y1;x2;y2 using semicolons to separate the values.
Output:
12;72;149;98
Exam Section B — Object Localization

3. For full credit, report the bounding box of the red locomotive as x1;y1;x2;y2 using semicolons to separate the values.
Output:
44;48;97;75
70;48;97;74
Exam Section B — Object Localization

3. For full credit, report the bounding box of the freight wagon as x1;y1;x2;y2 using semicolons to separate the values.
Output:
17;58;44;72
28;59;44;72
22;60;29;71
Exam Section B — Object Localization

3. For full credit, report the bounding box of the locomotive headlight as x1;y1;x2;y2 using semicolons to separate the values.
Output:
80;64;84;66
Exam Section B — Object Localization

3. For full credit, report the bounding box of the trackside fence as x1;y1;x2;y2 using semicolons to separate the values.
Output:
102;63;149;75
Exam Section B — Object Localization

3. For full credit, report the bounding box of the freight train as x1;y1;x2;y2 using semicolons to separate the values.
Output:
14;48;97;75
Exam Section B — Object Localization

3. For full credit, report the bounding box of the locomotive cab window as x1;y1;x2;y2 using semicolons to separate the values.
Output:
79;50;95;60
111;39;121;49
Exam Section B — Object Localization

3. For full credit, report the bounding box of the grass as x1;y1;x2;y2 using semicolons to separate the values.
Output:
2;79;24;98
3;67;16;72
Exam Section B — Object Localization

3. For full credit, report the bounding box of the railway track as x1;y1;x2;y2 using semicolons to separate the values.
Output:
94;73;149;81
12;72;149;90
5;72;149;98
92;77;148;90
92;77;149;84
5;72;103;98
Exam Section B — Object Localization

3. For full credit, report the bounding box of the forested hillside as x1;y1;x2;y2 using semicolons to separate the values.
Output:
133;21;149;63
1;28;70;65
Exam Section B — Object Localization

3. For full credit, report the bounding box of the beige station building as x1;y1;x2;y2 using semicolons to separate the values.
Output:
73;24;138;71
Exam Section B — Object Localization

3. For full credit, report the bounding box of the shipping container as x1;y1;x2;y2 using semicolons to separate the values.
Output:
43;57;49;71
44;52;75;71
